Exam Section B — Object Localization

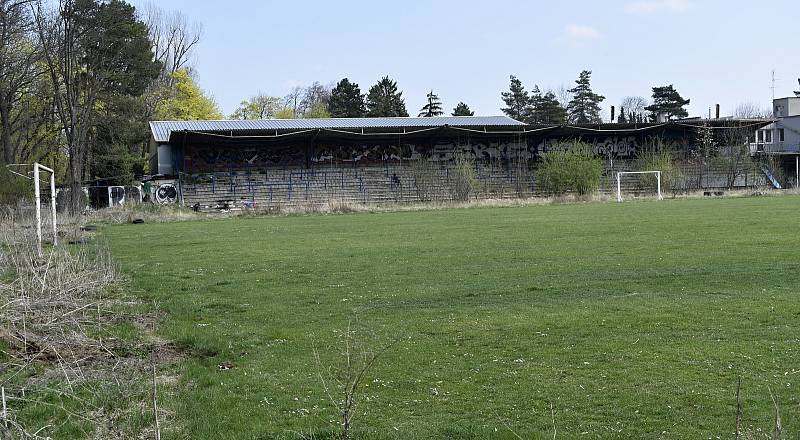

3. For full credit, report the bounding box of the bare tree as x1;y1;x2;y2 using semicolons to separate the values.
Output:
284;86;303;118
717;123;757;188
314;323;396;440
140;2;202;85
733;102;772;119
554;84;572;110
621;96;649;122
33;1;97;212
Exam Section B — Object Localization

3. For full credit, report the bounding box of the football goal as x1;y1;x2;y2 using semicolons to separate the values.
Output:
616;171;663;202
6;162;58;254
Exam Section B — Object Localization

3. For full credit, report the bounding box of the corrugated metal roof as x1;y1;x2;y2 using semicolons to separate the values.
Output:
150;116;524;143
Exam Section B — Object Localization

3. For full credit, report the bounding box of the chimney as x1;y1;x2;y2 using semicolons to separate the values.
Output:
611;106;615;123
715;104;720;119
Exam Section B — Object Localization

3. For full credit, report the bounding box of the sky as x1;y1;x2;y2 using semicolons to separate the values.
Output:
130;0;800;120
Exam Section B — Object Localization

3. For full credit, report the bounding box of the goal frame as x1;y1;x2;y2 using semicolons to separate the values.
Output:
616;171;663;202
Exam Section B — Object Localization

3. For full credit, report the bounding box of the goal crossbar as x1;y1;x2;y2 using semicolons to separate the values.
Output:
616;171;663;202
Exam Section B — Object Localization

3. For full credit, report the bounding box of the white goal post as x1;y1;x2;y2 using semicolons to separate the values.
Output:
616;171;663;202
33;162;58;253
5;162;57;254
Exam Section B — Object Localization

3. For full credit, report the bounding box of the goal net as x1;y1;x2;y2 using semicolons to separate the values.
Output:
616;171;663;202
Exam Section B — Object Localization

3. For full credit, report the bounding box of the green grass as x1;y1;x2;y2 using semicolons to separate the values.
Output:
107;197;800;439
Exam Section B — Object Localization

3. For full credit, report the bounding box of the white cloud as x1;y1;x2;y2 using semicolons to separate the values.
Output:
562;24;601;45
625;0;692;13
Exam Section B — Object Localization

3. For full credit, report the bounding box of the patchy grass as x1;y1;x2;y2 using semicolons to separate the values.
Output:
106;196;800;439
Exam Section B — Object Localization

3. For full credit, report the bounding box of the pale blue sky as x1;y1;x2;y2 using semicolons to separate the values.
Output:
132;0;799;119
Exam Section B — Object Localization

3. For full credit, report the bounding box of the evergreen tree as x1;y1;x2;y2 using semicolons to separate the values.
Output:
365;76;408;117
645;85;690;121
618;106;627;123
501;75;531;122
532;91;567;125
328;78;365;118
452;102;474;116
418;90;444;117
566;70;605;124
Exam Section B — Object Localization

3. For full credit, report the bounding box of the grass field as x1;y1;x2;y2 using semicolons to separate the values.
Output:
107;197;800;439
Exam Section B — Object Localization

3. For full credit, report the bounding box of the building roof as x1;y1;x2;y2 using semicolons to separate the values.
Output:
150;116;525;143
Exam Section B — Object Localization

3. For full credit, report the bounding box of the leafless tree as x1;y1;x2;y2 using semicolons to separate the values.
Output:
140;2;202;85
314;323;396;440
621;96;649;121
716;123;758;188
284;86;303;118
33;1;98;212
554;84;572;110
733;102;772;119
299;81;331;116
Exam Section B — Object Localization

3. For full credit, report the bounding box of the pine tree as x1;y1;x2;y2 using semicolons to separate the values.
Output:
365;76;409;117
418;90;444;117
645;85;690;121
566;70;605;124
501;75;531;122
618;106;627;123
452;102;474;116
329;78;365;118
532;91;567;125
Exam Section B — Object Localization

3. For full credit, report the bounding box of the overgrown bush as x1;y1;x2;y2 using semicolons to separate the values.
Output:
410;159;440;202
635;146;684;196
536;143;603;196
449;150;478;202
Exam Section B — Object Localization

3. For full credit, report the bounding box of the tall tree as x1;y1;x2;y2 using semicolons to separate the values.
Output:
329;78;365;118
418;90;443;117
452;102;474;116
645;85;690;121
230;94;284;120
566;70;605;124
618;107;627;123
35;0;161;212
501;75;530;122
299;81;330;117
621;96;649;122
140;3;202;86
0;0;47;165
155;68;221;120
365;76;408;117
533;91;567;124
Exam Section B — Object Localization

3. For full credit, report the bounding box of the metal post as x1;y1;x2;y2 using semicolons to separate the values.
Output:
616;172;622;202
1;385;6;428
796;156;799;188
33;163;42;256
50;172;57;246
657;171;663;200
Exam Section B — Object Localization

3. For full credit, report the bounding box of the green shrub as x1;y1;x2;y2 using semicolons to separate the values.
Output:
635;145;684;196
0;168;33;207
449;150;478;202
536;143;603;196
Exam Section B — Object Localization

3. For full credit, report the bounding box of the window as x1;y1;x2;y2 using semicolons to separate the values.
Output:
779;128;785;142
766;130;773;143
758;130;764;142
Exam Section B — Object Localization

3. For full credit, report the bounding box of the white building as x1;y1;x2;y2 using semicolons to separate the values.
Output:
751;96;800;153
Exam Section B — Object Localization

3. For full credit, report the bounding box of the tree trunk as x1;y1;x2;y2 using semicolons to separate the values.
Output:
0;94;12;164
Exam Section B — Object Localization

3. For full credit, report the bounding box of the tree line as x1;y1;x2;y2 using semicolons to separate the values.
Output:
0;0;223;211
231;77;477;120
500;70;692;125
